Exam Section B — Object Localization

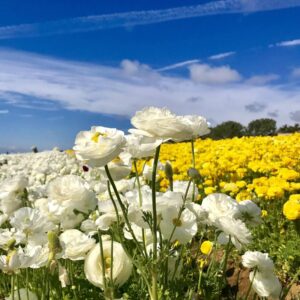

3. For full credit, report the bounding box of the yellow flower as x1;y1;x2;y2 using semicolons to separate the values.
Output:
204;187;216;195
283;200;300;220
289;194;300;202
200;241;213;255
261;210;268;217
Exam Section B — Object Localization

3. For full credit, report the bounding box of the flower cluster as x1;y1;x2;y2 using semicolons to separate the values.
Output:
0;107;287;299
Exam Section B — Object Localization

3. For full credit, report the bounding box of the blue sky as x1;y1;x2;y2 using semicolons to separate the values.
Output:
0;0;300;152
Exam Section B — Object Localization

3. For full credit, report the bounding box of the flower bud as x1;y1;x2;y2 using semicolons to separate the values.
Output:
48;231;62;254
165;161;173;181
187;168;201;180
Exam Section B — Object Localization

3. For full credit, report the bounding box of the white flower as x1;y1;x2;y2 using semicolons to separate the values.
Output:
186;202;208;224
84;241;133;288
173;180;198;201
238;200;262;226
0;176;28;215
242;251;275;273
0;213;8;226
126;134;162;158
59;229;95;261
131;107;209;142
99;153;132;181
160;206;197;244
73;126;126;167
201;193;240;225
0;228;25;249
95;213;118;231
142;159;164;181
0;249;22;272
249;271;282;299
47;175;96;215
10;207;55;245
216;217;252;250
123;223;153;245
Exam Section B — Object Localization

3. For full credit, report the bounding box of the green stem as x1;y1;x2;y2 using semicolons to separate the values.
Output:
151;146;161;300
191;139;196;202
104;165;144;255
11;275;15;300
133;160;148;258
245;268;257;300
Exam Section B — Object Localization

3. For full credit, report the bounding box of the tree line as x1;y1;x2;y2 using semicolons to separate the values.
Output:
206;118;300;140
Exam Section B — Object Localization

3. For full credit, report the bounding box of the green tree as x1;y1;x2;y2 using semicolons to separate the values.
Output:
209;121;245;140
247;118;276;136
278;123;300;133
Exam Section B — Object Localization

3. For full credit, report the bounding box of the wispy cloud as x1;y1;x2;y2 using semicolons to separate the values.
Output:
209;51;235;60
157;60;200;72
0;109;9;114
291;67;300;77
271;39;300;47
245;74;280;85
189;63;242;84
0;49;299;126
0;0;300;39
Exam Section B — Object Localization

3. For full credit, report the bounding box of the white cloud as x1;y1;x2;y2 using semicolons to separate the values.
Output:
209;52;235;60
189;63;242;84
0;1;300;39
246;74;280;85
273;39;300;47
121;59;151;75
0;49;299;126
0;109;9;114
157;60;200;72
291;68;300;77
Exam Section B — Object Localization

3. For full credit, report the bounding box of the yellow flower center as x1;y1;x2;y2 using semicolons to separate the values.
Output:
91;132;107;143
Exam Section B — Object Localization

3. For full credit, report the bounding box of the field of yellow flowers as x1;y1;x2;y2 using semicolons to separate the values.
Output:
139;133;300;281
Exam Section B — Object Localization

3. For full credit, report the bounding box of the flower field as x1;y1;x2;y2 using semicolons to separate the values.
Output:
0;107;299;299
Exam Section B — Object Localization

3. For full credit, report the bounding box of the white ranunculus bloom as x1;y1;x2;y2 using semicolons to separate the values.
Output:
99;152;132;181
20;244;50;269
201;193;240;225
249;271;282;299
73;126;126;167
186;202;208;224
123;223;153;245
131;107;209;142
0;176;28;215
84;241;133;288
173;180;198;201
10;207;55;245
0;214;8;226
0;228;25;249
160;206;197;244
0;249;22;272
59;229;95;261
216;217;252;250
95;213;118;231
242;251;275;273
237;200;262;226
126;133;163;159
47;175;97;215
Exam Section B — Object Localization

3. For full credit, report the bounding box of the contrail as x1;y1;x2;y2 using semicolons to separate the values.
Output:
0;0;300;39
157;60;201;72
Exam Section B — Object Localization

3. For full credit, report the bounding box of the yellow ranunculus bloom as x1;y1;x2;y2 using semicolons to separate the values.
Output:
200;241;213;255
283;200;300;220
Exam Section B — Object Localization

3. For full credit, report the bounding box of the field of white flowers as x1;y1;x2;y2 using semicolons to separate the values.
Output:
0;107;299;300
